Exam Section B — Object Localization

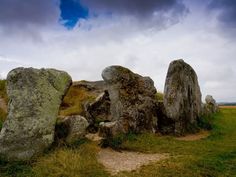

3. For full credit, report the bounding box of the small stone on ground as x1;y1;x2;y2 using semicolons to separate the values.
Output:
97;148;168;175
85;133;103;142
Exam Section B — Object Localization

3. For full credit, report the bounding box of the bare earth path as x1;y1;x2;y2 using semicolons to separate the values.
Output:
176;130;209;141
97;148;169;175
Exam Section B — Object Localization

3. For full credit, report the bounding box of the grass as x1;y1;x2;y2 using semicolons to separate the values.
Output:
32;143;109;177
156;92;164;101
0;79;8;102
0;79;7;130
0;141;109;177
59;85;96;117
116;108;236;177
0;108;236;177
0;108;7;130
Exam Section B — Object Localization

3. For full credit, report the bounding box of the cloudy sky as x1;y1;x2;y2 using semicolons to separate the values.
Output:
0;0;235;102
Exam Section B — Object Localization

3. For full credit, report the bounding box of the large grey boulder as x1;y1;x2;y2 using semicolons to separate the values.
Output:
163;59;202;135
99;65;158;137
203;95;218;115
0;67;72;161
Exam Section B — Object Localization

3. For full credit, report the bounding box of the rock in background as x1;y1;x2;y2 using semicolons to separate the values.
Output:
55;115;89;145
100;65;158;137
163;59;202;135
0;68;72;161
203;95;219;116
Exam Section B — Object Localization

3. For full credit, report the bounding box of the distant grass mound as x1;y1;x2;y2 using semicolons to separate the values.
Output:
59;84;96;117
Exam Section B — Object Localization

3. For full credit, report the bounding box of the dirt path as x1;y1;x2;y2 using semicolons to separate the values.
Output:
176;130;209;141
97;148;168;175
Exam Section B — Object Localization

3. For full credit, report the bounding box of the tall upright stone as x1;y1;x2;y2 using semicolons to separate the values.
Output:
163;59;202;135
0;68;72;161
99;65;158;137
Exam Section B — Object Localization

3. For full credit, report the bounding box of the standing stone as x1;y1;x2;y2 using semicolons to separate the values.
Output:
0;67;72;161
203;95;218;115
100;65;158;137
163;59;202;135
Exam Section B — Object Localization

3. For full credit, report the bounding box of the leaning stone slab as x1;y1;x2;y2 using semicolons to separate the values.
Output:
0;67;71;161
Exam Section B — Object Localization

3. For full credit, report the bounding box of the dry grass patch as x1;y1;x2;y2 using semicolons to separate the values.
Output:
59;85;96;117
32;143;109;177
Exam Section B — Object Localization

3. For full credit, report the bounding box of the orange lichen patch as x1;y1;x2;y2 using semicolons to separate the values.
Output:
176;130;209;141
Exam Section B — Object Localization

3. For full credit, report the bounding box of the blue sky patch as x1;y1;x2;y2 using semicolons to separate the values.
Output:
60;0;89;28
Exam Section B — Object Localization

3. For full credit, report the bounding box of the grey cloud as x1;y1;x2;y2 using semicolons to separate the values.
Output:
81;0;186;17
208;0;236;28
0;0;60;33
80;0;188;28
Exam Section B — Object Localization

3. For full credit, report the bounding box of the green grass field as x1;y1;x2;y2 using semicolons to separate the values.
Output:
0;108;236;177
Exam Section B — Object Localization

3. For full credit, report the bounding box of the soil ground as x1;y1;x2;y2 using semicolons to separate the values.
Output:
97;148;169;175
176;130;210;141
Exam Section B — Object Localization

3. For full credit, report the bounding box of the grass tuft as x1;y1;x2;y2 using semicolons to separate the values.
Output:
0;79;8;102
156;92;164;101
32;143;109;177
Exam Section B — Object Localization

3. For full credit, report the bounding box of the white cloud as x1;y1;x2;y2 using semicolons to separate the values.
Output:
0;1;235;102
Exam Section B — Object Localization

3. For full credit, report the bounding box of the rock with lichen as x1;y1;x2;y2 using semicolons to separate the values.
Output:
0;67;72;161
163;59;202;135
99;65;158;137
203;95;218;116
55;115;89;144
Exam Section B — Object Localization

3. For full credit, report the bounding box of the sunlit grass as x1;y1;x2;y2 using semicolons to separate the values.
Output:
32;143;109;177
59;85;96;117
0;79;7;130
156;92;164;101
0;108;7;130
0;79;8;102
